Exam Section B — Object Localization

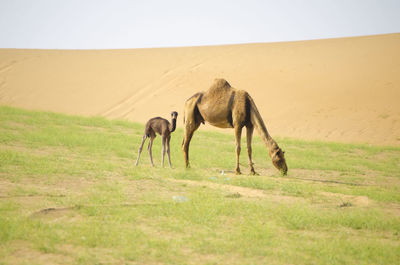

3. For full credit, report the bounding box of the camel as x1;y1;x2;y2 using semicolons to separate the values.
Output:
182;79;287;175
135;111;178;167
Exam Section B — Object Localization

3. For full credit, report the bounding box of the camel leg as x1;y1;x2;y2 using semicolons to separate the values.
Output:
135;134;147;166
166;135;172;167
161;135;166;167
246;126;257;175
148;136;155;167
234;126;242;175
182;121;200;168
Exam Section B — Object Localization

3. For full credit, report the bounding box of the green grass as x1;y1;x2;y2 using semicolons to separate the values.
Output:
0;105;399;265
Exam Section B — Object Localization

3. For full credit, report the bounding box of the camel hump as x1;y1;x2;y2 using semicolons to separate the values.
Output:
211;78;231;90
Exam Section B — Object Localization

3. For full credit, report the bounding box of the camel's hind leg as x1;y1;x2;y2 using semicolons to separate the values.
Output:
148;134;155;167
135;134;147;166
246;125;257;175
234;126;243;175
182;95;203;168
182;121;200;168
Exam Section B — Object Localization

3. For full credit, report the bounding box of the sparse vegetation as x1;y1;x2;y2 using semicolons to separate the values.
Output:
1;106;399;265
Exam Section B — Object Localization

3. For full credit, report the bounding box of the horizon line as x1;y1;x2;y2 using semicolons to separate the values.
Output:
0;32;399;51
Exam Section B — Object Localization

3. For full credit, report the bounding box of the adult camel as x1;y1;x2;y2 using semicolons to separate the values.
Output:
182;79;288;175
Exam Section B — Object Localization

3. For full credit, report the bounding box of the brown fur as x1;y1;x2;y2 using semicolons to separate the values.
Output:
136;112;178;167
182;79;287;175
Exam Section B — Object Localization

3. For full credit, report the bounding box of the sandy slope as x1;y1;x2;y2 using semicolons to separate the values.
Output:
0;34;399;146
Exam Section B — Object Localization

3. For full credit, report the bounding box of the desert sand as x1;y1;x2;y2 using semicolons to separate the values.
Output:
0;33;399;146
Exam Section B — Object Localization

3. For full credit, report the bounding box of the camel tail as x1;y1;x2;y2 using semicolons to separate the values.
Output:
144;122;152;138
182;92;204;146
183;92;204;126
247;94;272;145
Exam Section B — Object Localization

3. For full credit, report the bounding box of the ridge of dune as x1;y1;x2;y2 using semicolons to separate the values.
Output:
0;33;399;146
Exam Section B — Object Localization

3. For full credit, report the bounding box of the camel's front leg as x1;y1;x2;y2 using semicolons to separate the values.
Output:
246;126;257;175
234;126;242;174
166;135;172;167
161;136;166;167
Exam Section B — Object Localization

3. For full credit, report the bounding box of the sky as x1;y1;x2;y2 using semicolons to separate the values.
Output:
0;0;399;49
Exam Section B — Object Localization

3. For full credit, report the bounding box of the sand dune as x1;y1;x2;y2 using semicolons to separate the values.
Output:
0;34;399;146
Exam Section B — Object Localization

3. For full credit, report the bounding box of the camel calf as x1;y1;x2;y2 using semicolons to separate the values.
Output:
136;111;178;167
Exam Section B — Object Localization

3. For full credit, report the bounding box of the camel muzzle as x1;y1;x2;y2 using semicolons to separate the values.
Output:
281;164;288;176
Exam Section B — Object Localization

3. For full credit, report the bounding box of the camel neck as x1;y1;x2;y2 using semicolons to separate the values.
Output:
253;120;276;152
259;127;275;150
248;96;275;152
169;118;177;132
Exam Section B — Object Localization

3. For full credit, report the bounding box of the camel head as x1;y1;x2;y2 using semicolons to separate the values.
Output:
270;147;288;176
171;111;178;120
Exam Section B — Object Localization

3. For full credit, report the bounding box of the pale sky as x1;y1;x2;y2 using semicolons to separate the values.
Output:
0;0;399;49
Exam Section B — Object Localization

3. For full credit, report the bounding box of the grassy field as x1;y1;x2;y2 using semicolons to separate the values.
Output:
0;105;399;265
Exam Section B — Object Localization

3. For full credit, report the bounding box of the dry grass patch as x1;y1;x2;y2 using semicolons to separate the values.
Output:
1;241;75;265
